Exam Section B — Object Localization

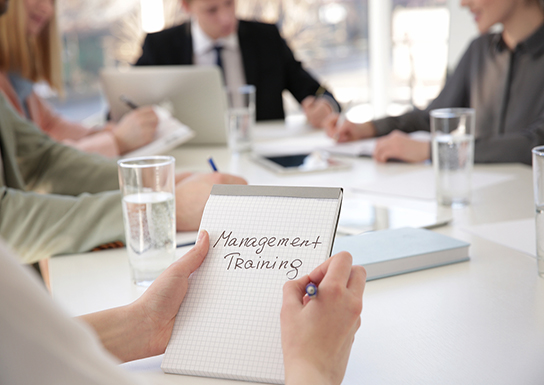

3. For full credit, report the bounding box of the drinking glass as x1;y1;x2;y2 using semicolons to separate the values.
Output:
532;146;544;277
117;156;176;286
430;108;475;207
226;85;256;153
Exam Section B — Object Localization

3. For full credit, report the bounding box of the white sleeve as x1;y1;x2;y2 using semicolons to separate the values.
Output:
0;240;148;385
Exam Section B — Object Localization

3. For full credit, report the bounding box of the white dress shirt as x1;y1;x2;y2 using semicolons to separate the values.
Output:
191;18;247;92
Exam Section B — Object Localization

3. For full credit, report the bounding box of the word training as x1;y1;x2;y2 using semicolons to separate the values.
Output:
223;252;302;279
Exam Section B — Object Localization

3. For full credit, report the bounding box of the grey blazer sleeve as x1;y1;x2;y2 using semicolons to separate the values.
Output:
0;96;125;263
12;117;120;196
0;187;124;264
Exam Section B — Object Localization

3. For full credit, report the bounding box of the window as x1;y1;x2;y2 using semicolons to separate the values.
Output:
47;0;448;124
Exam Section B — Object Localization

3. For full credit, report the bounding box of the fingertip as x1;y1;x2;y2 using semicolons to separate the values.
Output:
197;230;210;251
197;229;208;244
347;265;367;297
337;250;353;265
353;264;367;280
319;251;354;286
171;235;208;277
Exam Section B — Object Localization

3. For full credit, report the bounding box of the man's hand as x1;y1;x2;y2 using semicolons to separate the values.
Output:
113;106;158;154
373;130;431;163
324;114;377;143
302;96;334;128
281;252;366;385
175;172;247;231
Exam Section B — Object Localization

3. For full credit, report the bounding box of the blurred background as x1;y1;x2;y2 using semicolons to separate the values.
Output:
44;0;478;125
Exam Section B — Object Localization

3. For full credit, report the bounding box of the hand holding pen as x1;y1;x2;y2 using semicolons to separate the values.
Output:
324;113;377;143
301;85;337;129
281;251;366;385
120;94;140;110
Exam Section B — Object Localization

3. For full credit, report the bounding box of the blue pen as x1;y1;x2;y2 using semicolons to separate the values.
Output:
208;157;218;172
306;282;318;298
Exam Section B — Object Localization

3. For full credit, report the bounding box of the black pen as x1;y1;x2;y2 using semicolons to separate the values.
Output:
120;95;139;110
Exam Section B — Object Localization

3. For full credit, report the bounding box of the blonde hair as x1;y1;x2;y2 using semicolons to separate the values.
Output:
0;0;63;91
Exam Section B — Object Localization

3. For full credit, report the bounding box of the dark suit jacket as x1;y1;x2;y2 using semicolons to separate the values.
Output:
135;20;339;121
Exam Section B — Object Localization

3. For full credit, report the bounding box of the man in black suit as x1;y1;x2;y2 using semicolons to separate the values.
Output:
135;0;340;127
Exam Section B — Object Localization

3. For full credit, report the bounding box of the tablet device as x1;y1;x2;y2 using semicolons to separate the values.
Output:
100;66;227;145
252;151;351;174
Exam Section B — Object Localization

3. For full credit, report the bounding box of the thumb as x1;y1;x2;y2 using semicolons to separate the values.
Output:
172;230;209;278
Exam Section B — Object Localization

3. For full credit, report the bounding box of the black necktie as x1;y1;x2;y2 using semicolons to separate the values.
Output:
213;45;225;83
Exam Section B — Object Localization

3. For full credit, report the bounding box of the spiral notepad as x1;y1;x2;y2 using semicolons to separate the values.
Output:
162;185;343;384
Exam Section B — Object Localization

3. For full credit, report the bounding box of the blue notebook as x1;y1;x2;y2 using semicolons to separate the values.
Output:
332;227;470;280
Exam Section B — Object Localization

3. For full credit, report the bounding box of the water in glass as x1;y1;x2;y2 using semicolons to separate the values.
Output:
433;133;474;206
122;191;176;286
535;206;544;277
228;108;252;152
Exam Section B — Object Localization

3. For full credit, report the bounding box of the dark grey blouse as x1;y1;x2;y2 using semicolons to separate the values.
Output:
373;23;544;165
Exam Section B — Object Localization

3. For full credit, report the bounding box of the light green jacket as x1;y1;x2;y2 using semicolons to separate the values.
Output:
0;95;125;263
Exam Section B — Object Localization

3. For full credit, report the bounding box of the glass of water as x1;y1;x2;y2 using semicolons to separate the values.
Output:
532;146;544;277
430;108;475;207
117;156;176;286
226;84;256;153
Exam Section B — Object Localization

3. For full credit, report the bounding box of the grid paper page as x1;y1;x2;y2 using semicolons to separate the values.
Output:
162;192;341;384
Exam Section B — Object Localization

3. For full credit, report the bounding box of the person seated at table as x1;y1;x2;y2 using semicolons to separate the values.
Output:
0;93;245;264
0;231;366;385
325;0;544;165
0;0;160;157
135;0;340;128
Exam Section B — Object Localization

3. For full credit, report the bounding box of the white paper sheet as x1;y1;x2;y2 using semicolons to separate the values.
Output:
121;106;194;158
319;131;431;157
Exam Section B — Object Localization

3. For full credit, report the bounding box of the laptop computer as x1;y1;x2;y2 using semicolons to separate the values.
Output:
100;66;227;145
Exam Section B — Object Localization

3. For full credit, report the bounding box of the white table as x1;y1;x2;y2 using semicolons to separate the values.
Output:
49;125;544;384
